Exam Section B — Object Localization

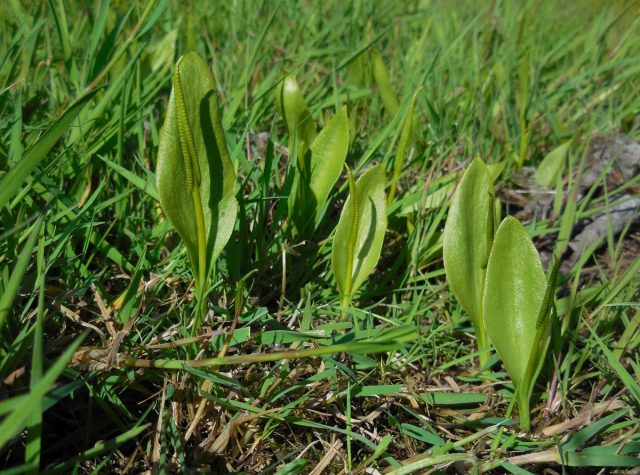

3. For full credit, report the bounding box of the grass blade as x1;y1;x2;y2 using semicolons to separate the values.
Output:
0;217;42;334
0;90;97;210
0;332;85;450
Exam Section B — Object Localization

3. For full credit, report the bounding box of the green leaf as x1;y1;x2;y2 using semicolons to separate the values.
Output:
401;424;445;446
587;322;640;404
0;90;97;210
563;448;640;468
157;52;237;278
288;106;349;234
276;74;317;158
351;384;402;397
332;164;387;303
483;216;547;428
443;158;493;362
563;409;628;452
372;49;400;117
561;409;640;467
534;140;571;188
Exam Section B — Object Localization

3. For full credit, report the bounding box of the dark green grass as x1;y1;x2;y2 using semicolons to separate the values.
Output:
0;0;639;473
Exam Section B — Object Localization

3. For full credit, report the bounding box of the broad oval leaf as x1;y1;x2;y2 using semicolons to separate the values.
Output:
276;74;317;157
157;52;237;274
443;158;493;351
289;106;349;234
332;164;387;301
483;216;546;390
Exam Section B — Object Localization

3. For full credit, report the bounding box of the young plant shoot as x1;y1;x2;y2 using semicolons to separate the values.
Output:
443;158;495;366
156;52;238;330
483;216;559;431
276;74;317;160
287;106;349;236
332;164;387;318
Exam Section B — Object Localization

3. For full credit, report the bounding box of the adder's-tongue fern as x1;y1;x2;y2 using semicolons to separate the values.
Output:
173;65;201;189
172;56;208;329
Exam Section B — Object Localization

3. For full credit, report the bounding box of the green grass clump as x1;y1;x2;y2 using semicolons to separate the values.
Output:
1;0;639;473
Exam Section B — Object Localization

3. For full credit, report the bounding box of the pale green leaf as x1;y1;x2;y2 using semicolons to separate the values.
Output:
332;164;387;301
156;52;237;273
277;74;316;157
443;158;493;355
289;106;349;234
534;140;571;188
483;216;547;390
372;49;399;117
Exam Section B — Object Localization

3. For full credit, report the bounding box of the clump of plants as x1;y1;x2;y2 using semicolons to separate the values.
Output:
4;2;639;470
444;158;559;431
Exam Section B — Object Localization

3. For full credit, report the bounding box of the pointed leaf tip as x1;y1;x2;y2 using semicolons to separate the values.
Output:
443;158;493;340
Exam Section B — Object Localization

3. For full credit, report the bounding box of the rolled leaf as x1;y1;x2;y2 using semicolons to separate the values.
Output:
332;164;387;302
483;216;547;393
288;106;349;234
443;158;493;360
276;74;317;158
157;52;237;277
